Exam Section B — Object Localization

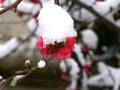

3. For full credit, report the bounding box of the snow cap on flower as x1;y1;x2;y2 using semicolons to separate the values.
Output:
38;60;46;68
81;29;98;49
36;4;77;60
37;4;77;45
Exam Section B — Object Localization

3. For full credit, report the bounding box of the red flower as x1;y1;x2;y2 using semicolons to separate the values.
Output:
0;0;5;3
84;64;92;76
66;37;76;50
36;37;76;60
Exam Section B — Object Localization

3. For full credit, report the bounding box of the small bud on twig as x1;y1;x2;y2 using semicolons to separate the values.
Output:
25;60;31;69
37;60;46;69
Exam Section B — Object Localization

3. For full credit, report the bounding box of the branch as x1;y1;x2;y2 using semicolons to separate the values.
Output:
0;42;54;87
0;66;37;87
72;0;120;43
0;56;51;87
0;0;22;15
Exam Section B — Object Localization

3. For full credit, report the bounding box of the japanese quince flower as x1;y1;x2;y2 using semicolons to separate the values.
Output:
36;37;76;60
0;0;4;4
36;4;77;60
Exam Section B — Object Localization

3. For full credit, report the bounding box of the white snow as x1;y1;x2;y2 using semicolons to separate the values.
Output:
1;0;41;15
59;58;80;90
88;62;120;90
93;0;120;15
81;29;98;49
37;60;46;68
74;43;86;66
27;18;38;32
0;38;19;59
79;0;95;6
37;4;77;45
80;8;96;22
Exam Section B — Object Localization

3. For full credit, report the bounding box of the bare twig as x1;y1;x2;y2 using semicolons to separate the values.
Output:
0;40;56;87
0;0;22;15
0;55;52;87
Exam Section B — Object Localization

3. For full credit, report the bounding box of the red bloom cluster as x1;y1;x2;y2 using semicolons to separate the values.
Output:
36;37;76;60
0;0;4;4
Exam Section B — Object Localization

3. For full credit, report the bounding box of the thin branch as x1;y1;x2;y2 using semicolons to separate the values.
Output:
72;0;120;44
0;40;55;87
72;0;120;31
0;56;50;87
0;0;22;15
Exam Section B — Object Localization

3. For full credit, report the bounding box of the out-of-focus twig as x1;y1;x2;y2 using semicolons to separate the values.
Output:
72;0;120;44
0;0;22;15
0;54;52;87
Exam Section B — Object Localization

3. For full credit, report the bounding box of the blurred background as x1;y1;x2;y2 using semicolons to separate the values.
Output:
0;0;120;90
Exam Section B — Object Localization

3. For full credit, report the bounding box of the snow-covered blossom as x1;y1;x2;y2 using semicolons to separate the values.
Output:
81;29;98;50
37;37;76;60
37;60;46;68
36;4;77;60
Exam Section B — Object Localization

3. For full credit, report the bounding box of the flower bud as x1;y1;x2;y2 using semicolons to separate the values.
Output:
25;60;31;68
10;75;25;87
37;60;46;68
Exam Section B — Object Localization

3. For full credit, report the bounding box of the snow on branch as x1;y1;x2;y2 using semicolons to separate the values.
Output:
0;38;19;59
0;0;22;15
72;0;120;37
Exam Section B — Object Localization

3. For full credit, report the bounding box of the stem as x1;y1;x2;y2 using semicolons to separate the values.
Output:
0;65;37;87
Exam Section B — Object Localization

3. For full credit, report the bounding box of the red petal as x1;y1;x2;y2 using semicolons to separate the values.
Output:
36;37;44;48
0;0;5;3
55;47;71;60
40;47;47;56
66;37;76;50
